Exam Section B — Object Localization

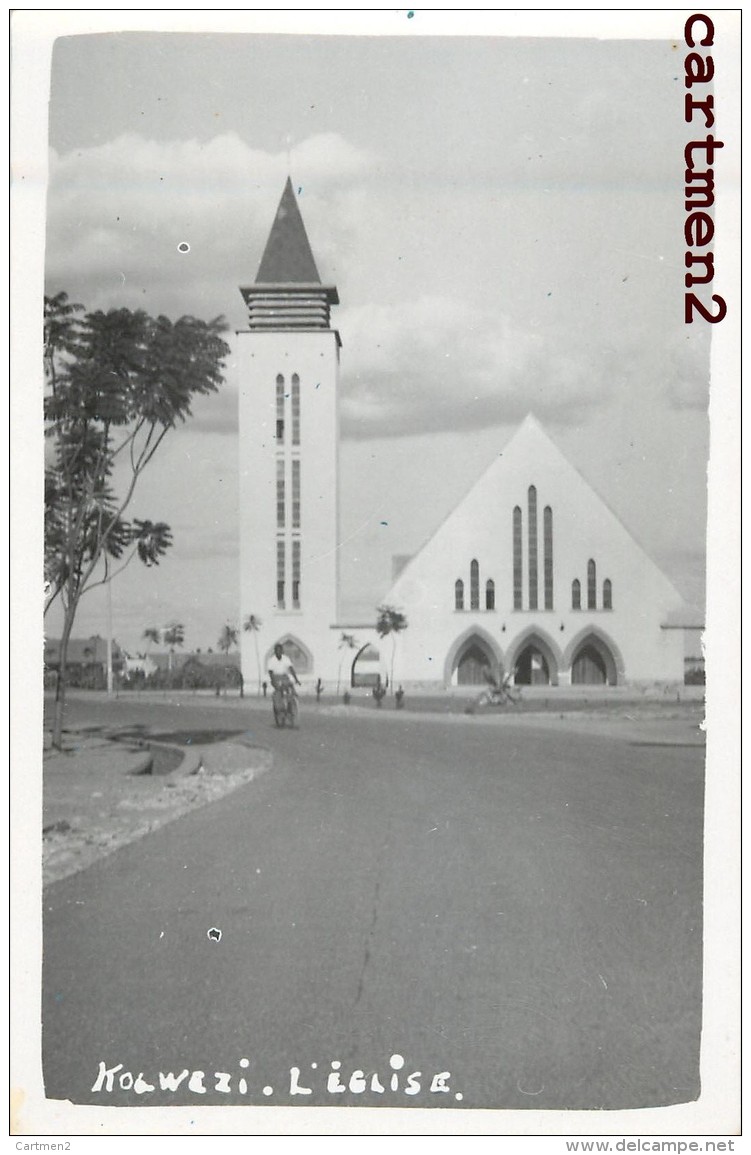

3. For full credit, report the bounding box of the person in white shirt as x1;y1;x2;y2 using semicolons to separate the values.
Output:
268;643;301;703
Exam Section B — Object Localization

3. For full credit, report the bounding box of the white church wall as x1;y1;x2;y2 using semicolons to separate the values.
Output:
381;417;687;687
238;329;341;688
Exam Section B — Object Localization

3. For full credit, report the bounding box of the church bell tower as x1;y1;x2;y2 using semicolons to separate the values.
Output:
238;179;341;686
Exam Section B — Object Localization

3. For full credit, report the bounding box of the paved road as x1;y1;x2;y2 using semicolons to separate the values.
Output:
42;697;704;1112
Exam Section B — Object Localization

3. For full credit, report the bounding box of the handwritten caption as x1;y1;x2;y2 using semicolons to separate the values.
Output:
92;1052;464;1102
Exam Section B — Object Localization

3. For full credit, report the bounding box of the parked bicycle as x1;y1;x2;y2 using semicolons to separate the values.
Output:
466;672;522;713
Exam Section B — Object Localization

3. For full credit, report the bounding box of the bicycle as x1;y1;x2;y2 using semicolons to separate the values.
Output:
495;678;522;706
466;678;522;713
272;678;299;728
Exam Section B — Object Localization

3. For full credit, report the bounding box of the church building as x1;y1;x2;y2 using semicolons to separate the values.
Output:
238;181;691;691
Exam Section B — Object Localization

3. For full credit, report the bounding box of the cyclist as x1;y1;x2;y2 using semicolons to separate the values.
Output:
268;643;301;712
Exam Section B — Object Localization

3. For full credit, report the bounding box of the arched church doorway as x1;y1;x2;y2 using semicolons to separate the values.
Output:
570;635;618;685
457;643;492;685
515;645;551;685
508;630;559;686
452;635;498;686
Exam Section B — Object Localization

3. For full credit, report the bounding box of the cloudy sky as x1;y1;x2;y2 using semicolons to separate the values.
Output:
36;13;719;654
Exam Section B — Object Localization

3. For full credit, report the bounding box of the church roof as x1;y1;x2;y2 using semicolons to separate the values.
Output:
255;177;321;285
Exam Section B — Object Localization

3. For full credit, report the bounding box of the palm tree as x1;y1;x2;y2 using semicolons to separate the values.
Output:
162;622;185;673
375;605;408;694
243;614;263;695
218;623;239;655
217;624;239;697
336;632;358;695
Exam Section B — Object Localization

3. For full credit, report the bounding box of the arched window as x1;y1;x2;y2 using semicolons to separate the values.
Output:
603;579;613;610
276;374;285;442
544;505;553;610
470;559;480;610
572;579;581;610
528;486;538;610
455;579;464;611
513;507;522;610
485;579;495;611
587;559;597;610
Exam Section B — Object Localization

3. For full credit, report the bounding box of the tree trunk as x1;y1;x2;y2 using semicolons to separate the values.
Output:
51;606;76;749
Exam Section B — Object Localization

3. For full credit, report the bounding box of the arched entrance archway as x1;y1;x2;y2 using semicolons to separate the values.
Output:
457;642;493;685
515;644;551;685
351;643;382;688
569;633;619;685
506;630;561;686
444;628;503;688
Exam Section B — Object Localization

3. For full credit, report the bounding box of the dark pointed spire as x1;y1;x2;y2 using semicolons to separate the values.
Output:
241;179;339;335
255;177;321;285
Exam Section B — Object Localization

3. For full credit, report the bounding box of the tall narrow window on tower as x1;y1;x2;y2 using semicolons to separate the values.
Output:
276;540;286;609
292;459;300;528
276;374;285;442
292;540;301;609
291;374;300;446
513;506;523;610
276;458;285;529
544;505;554;610
528;486;538;611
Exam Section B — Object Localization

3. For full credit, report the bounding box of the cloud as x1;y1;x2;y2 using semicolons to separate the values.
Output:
44;129;707;444
45;131;375;326
338;295;612;438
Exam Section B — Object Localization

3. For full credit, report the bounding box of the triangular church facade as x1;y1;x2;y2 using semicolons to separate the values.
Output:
238;183;691;691
375;415;688;687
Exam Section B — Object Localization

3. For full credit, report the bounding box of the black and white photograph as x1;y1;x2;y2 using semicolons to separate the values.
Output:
11;9;740;1141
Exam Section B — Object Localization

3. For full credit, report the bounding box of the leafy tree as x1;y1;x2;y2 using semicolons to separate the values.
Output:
375;605;408;693
336;631;358;695
142;626;161;652
243;614;263;695
44;292;229;747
